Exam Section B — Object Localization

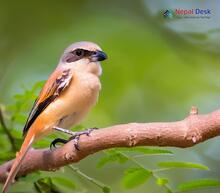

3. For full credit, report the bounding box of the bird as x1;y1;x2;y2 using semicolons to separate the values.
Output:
1;41;107;193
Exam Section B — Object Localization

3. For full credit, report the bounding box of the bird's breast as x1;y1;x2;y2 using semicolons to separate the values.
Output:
71;72;101;104
51;72;101;129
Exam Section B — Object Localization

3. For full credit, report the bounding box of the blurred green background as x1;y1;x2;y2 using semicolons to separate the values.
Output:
0;0;220;192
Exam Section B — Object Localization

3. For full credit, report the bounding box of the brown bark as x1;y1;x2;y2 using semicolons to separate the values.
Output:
1;106;220;183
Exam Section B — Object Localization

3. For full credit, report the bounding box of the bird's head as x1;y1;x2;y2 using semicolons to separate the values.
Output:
59;41;107;76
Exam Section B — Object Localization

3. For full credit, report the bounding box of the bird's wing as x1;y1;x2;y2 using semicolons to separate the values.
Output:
23;68;72;136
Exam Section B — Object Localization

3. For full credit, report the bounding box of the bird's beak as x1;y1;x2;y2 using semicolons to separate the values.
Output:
90;50;107;62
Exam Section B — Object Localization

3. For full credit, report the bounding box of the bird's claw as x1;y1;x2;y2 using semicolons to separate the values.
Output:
69;127;98;150
50;127;97;150
50;138;68;150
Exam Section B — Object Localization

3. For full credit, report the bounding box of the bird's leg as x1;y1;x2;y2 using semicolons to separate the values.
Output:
51;126;98;150
50;127;77;149
53;126;77;135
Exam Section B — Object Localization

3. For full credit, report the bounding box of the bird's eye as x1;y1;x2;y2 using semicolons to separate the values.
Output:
75;49;84;57
92;51;97;56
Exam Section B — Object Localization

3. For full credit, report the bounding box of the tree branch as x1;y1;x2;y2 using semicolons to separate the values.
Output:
0;107;17;152
1;106;220;183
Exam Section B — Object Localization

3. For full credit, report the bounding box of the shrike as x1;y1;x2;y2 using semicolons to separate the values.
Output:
2;41;107;193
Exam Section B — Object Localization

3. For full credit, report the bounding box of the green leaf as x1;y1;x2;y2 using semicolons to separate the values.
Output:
120;147;173;155
20;172;41;183
97;150;128;168
102;186;111;193
122;167;152;189
178;179;220;192
34;177;60;193
52;177;75;189
157;178;168;186
157;161;209;170
31;80;45;91
13;114;27;124
0;151;14;162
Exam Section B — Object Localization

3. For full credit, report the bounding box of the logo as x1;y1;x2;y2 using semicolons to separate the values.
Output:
163;9;174;18
162;8;211;19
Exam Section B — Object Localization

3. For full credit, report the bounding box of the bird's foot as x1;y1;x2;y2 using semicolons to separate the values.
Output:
50;138;68;150
69;127;98;150
50;127;98;150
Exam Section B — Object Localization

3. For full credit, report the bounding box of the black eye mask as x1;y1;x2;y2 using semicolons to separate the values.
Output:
64;49;94;63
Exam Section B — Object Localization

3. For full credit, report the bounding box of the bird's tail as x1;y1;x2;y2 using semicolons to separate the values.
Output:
1;131;35;193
